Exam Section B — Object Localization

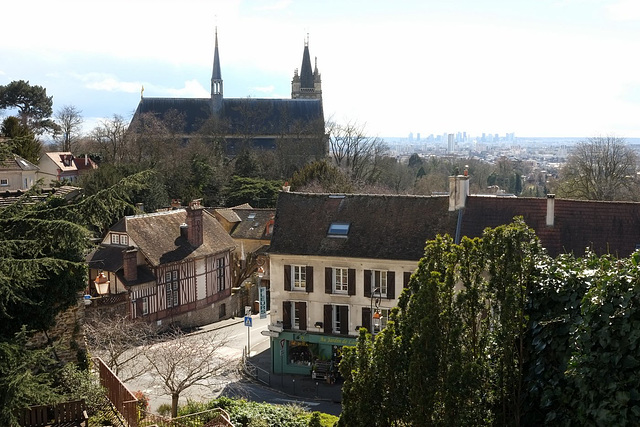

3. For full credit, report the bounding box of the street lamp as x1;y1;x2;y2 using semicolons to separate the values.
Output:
370;286;382;334
94;271;110;295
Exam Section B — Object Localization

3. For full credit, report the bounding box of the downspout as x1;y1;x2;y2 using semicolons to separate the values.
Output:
455;208;464;244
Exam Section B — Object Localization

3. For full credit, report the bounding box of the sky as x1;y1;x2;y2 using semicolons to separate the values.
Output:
2;0;640;139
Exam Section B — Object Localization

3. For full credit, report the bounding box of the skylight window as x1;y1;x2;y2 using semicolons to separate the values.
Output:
248;213;257;220
328;222;350;237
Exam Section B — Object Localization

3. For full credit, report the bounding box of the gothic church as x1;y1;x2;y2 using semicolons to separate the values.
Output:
129;30;327;160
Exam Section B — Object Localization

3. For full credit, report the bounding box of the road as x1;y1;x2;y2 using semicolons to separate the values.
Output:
125;314;271;412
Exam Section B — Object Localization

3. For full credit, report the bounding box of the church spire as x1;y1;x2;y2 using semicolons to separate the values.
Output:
211;27;223;113
292;33;322;100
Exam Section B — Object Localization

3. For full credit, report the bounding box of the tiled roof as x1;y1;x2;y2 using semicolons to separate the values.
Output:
461;196;640;257
0;186;81;209
230;208;275;240
270;192;458;261
0;154;39;171
213;208;242;224
121;209;236;266
43;152;77;172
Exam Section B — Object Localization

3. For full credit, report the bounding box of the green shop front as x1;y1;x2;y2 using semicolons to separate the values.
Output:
270;331;357;380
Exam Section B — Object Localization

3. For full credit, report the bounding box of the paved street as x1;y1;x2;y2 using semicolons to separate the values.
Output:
123;313;342;417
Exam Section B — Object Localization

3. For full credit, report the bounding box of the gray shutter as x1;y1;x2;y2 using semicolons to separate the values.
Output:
348;268;356;296
387;271;396;299
364;270;372;297
282;301;291;330
306;266;314;293
339;305;349;335
403;271;412;288
284;265;291;291
362;307;371;333
299;302;307;330
325;267;332;294
324;304;332;334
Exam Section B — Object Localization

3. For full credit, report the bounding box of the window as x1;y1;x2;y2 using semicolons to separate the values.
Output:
293;265;306;291
333;268;349;293
372;270;388;298
293;303;301;329
142;297;149;315
283;301;307;330
328;222;350;237
247;212;256;220
165;270;179;308
216;257;226;292
0;178;7;186
333;305;349;334
111;234;120;244
121;235;128;246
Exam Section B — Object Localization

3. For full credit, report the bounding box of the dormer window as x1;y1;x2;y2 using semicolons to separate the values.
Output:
328;222;350;237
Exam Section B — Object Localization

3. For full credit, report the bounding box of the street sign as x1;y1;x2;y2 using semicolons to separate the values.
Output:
244;316;252;327
258;286;267;319
245;306;252;316
280;338;285;348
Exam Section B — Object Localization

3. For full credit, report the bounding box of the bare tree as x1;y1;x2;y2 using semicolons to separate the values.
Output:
327;120;388;182
144;328;230;418
84;313;158;383
90;114;128;164
558;136;639;201
54;105;84;152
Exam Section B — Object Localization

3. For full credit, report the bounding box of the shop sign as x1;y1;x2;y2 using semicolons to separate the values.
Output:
318;335;357;346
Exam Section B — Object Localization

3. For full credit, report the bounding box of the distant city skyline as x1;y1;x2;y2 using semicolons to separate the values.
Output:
2;0;640;139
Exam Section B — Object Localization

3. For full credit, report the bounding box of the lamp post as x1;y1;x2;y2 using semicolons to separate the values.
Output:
94;271;110;296
370;286;382;334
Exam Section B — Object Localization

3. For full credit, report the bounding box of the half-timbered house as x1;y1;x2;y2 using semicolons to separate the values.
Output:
86;200;236;328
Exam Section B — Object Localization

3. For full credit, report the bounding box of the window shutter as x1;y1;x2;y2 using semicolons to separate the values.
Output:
364;270;372;297
284;265;291;291
362;307;371;333
325;267;332;294
283;301;291;330
324;304;332;334
298;302;307;330
306;266;314;293
387;271;396;299
339;305;350;335
403;271;412;288
348;268;356;296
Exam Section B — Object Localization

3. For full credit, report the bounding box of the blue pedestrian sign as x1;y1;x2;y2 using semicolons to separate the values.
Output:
244;316;252;327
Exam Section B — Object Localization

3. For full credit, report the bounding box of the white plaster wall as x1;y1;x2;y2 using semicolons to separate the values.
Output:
270;254;418;336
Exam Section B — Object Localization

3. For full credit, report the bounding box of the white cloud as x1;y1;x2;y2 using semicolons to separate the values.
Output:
606;0;640;21
253;0;292;11
72;73;142;93
165;80;210;98
251;85;276;95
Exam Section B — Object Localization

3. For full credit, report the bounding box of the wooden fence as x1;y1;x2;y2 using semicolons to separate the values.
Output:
95;357;139;427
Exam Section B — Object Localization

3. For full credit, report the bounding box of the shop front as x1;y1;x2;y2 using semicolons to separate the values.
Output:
270;331;357;379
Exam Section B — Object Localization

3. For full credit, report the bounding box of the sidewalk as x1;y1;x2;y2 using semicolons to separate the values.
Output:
246;346;343;405
188;315;343;406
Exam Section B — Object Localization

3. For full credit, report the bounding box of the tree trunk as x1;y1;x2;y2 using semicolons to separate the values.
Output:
171;393;180;418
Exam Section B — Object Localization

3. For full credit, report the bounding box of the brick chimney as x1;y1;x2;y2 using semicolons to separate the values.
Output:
546;194;555;227
123;248;138;282
186;199;204;247
448;174;470;211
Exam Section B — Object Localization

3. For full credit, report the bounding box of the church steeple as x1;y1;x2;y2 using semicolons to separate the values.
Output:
292;34;322;100
211;27;223;114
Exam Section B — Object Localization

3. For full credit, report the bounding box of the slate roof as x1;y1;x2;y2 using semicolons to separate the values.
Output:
0;186;81;209
131;97;323;137
461;196;640;258
111;209;236;266
270;192;458;261
0;154;39;171
230;208;275;240
86;245;156;287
